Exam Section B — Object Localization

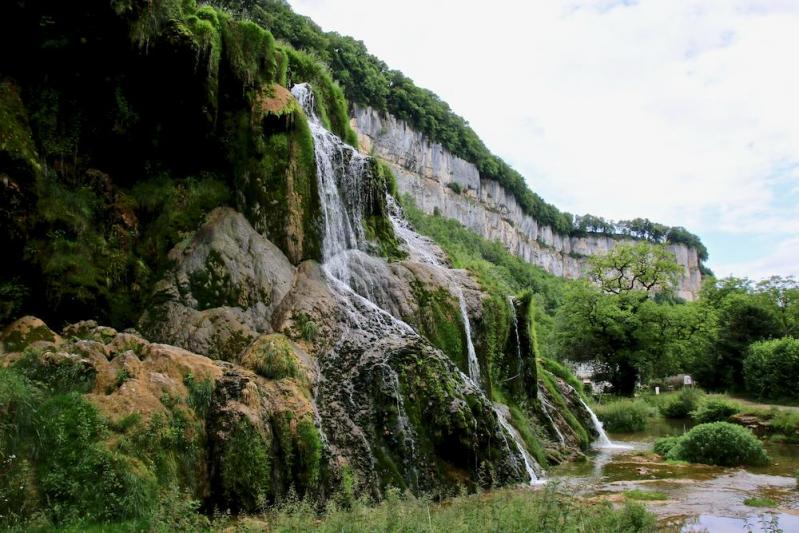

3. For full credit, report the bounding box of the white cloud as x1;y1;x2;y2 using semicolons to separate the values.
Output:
289;0;799;278
715;236;799;279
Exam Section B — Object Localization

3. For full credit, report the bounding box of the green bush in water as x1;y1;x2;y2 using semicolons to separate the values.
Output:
655;422;769;467
594;398;657;433
659;388;704;418
691;398;741;423
652;435;683;458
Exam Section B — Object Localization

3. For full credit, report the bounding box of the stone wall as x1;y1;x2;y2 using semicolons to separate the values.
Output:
351;105;702;300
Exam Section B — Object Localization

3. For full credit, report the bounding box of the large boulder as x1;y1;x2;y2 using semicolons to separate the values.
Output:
0;315;61;354
140;208;295;361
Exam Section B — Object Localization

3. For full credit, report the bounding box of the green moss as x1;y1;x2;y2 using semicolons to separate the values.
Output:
14;347;96;394
1;323;55;353
216;415;271;513
0;78;41;180
183;373;214;419
364;215;404;261
507;404;548;467
376;160;399;198
221;16;277;90
407;283;466;371
284;46;358;146
246;334;300;381
295;417;323;492
539;357;584;401
230;92;322;263
540;371;590;449
624;489;668;501
744;496;777;507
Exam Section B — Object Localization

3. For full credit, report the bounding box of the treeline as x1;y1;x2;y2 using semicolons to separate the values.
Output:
572;215;708;261
210;0;707;257
555;261;799;400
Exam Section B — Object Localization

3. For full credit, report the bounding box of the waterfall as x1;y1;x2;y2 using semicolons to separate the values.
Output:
292;82;540;485
492;403;540;482
507;296;523;381
578;397;631;449
540;397;566;446
459;291;481;384
388;198;540;484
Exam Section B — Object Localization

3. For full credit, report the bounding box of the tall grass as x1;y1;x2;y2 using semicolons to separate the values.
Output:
594;398;657;433
269;485;657;533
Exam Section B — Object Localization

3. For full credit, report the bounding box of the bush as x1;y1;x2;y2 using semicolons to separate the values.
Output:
769;410;799;442
653;436;682;457
659;388;704;418
657;422;769;467
744;337;799;402
691;398;741;423
594;398;656;433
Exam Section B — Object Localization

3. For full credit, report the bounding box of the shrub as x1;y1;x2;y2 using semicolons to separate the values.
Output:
594;398;656;433
769;410;799;442
184;373;214;418
658;422;769;467
744;337;799;402
294;313;318;342
446;181;462;194
653;436;682;457
246;334;300;381
659;388;704;418
691;398;741;423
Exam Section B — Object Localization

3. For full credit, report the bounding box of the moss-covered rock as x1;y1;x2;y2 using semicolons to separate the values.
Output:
0;316;60;354
232;85;323;264
241;333;304;382
139;208;295;362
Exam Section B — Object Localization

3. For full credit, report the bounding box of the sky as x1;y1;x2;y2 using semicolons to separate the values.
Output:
289;0;799;280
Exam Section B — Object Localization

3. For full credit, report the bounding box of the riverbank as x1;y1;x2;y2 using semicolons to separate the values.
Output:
553;399;799;532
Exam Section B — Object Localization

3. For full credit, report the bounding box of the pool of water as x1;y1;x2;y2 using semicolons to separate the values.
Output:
548;417;799;531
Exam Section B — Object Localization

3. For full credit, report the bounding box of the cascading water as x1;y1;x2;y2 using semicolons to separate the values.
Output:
293;82;541;485
540;397;566;446
388;198;481;384
507;296;523;382
388;198;540;483
578;397;632;449
492;403;540;482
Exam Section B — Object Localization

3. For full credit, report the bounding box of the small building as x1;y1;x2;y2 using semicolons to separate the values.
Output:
663;374;694;391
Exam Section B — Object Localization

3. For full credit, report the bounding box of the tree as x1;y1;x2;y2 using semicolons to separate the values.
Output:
755;276;799;337
690;277;786;391
588;241;683;296
553;281;703;395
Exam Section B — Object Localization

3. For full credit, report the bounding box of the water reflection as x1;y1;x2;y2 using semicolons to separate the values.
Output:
683;512;799;532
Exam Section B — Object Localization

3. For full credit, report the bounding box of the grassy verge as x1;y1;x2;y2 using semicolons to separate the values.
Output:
267;485;657;532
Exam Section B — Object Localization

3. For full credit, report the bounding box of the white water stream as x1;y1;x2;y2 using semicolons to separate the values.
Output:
292;82;618;484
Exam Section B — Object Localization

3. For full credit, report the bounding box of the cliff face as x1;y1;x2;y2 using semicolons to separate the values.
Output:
352;105;702;301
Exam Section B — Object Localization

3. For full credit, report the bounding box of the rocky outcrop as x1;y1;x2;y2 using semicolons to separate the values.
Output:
351;105;703;300
139;207;296;361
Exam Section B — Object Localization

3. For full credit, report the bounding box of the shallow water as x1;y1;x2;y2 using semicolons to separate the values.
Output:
550;417;799;531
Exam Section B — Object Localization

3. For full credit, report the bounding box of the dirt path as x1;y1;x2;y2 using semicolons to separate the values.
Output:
728;396;799;413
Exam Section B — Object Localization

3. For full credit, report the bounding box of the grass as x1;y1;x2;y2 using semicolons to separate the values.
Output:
268;485;657;532
594;398;657;433
743;497;777;508
623;489;668;501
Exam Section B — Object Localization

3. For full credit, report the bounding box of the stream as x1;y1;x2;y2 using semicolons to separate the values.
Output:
550;418;799;532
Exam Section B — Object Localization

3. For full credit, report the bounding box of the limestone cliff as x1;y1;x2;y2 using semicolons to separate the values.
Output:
352;105;703;301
